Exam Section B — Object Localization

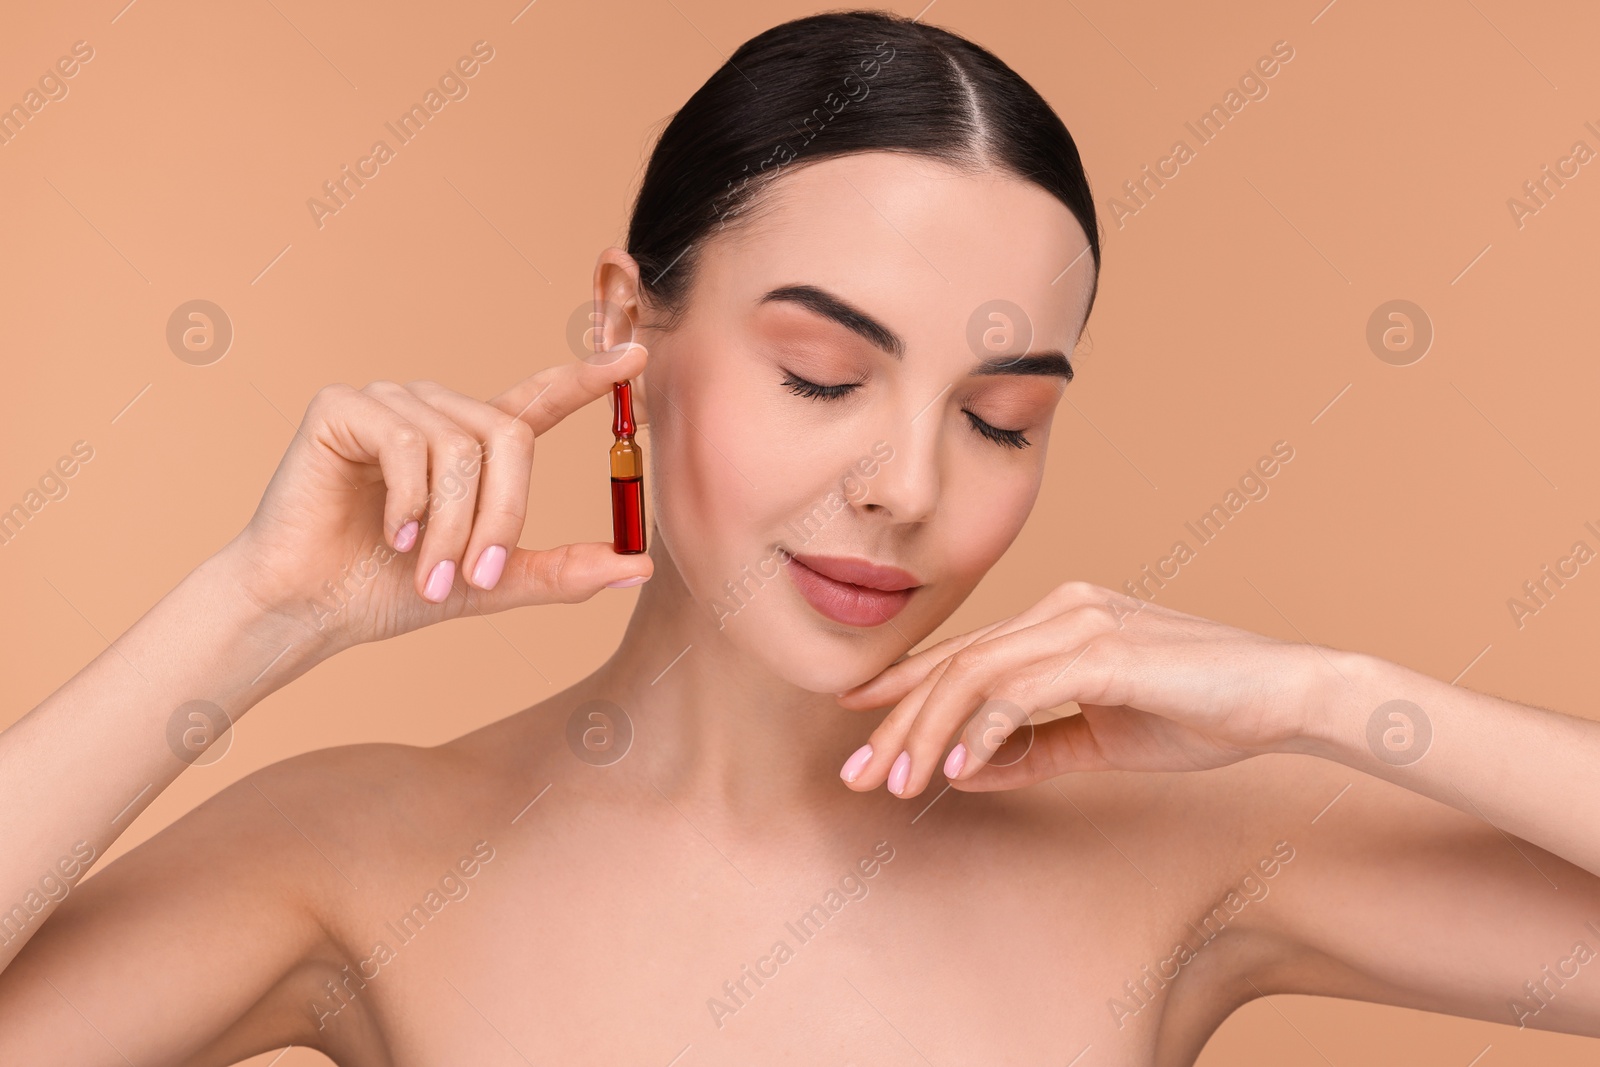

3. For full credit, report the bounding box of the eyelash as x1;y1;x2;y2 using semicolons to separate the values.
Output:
780;371;1031;450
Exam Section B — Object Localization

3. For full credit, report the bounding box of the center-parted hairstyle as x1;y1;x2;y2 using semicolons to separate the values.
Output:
626;8;1102;333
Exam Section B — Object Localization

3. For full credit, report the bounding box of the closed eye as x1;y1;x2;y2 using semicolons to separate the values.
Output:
781;370;861;401
965;410;1030;449
782;371;1032;450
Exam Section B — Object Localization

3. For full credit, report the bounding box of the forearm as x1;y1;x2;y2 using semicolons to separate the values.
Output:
0;546;329;968
1297;649;1600;879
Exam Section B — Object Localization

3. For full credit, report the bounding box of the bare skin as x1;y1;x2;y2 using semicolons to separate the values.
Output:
2;152;1598;1066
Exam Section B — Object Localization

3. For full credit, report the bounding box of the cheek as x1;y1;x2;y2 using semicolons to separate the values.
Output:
647;374;792;584
941;459;1043;577
651;360;855;542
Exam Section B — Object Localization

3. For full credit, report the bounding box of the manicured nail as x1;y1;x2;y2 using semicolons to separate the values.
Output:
423;559;455;602
887;751;911;795
944;742;967;779
471;545;507;590
394;521;418;552
840;743;873;783
606;574;648;588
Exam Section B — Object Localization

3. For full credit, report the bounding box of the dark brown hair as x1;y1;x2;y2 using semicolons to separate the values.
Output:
626;8;1101;332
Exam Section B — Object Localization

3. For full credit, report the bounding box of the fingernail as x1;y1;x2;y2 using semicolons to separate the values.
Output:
471;545;507;590
606;574;648;588
423;559;455;602
395;521;418;552
840;743;873;783
887;751;911;795
944;742;967;779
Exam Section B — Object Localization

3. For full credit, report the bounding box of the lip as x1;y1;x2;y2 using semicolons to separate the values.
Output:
782;552;921;627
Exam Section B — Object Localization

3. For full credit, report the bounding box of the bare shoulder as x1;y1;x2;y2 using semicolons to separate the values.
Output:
235;711;579;914
245;686;586;833
954;754;1359;964
964;751;1358;878
0;738;496;1064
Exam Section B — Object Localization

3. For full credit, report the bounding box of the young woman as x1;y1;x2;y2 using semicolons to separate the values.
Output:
2;9;1597;1066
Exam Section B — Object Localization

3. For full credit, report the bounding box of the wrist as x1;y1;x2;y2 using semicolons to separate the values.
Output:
1283;646;1398;765
191;542;341;686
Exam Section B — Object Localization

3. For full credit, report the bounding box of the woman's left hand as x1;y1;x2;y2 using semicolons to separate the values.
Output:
834;580;1351;798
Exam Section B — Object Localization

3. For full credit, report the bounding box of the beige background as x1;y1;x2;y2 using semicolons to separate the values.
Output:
3;0;1598;1062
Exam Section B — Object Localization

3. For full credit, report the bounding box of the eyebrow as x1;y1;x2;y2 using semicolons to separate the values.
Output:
756;284;1073;382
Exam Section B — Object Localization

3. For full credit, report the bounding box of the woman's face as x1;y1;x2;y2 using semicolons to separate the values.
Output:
633;150;1096;693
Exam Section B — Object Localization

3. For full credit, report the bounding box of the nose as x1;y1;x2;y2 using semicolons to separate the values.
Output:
851;392;942;523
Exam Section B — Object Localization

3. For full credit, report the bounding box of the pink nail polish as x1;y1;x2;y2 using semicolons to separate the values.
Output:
471;545;507;589
888;751;911;795
423;559;455;602
840;743;873;783
944;742;967;779
395;521;418;552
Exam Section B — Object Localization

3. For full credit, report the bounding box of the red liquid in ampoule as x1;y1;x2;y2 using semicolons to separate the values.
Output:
610;381;646;554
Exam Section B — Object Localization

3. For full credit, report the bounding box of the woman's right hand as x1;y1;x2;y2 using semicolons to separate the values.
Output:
215;343;654;655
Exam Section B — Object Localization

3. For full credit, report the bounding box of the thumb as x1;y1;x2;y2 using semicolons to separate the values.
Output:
465;542;653;612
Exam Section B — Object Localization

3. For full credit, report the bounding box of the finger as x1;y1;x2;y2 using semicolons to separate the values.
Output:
932;607;1125;784
361;381;484;603
851;605;1122;798
303;384;429;550
459;540;653;612
838;628;1059;797
838;654;958;795
405;380;535;592
835;580;1140;709
894;619;1076;798
949;712;1112;792
837;619;1058;797
489;342;649;437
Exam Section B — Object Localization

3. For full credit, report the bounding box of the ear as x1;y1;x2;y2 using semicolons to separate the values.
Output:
592;245;652;428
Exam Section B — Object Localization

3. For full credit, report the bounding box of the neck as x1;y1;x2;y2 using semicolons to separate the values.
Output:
581;540;877;821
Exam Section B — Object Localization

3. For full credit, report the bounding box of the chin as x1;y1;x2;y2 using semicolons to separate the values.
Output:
754;632;898;695
712;579;927;695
